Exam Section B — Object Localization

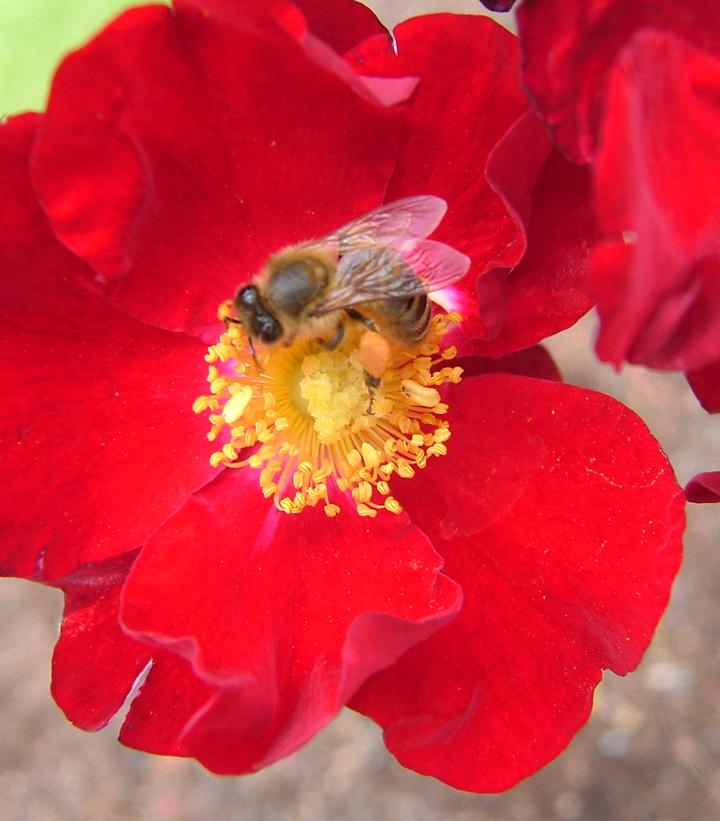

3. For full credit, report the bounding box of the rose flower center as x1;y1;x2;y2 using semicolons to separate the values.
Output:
193;304;462;517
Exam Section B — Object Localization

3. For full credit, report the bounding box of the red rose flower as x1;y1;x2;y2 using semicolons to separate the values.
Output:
0;1;684;793
518;0;720;373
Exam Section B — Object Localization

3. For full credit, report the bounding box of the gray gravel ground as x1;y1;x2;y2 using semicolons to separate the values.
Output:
2;2;719;818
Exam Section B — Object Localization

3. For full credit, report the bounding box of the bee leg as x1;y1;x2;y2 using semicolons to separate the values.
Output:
345;307;377;333
247;336;264;373
223;315;245;336
364;372;381;414
321;321;345;351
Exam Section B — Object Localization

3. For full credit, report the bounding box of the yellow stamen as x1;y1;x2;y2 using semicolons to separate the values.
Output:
222;385;254;424
401;380;441;408
193;309;462;517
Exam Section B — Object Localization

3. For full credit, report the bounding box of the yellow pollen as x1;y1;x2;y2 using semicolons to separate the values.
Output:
298;349;378;444
193;306;462;517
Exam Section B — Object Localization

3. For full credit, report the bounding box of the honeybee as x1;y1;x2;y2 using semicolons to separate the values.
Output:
230;196;470;381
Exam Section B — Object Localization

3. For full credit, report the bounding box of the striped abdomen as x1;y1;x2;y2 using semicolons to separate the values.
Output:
362;292;432;348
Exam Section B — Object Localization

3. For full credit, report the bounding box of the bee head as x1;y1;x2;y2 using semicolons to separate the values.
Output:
233;284;283;344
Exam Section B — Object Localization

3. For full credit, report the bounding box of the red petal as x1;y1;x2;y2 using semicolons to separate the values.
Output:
0;115;215;580
686;360;720;413
32;4;404;339
458;345;561;382
347;15;529;336
591;33;720;370
685;471;720;504
477;114;595;355
51;551;151;731
351;373;684;791
485;112;551;258
119;470;461;773
120;652;216;757
518;0;720;163
291;0;386;53
176;0;386;53
179;0;406;107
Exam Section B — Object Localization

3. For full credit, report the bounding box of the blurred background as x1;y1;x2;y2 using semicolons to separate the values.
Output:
1;2;719;819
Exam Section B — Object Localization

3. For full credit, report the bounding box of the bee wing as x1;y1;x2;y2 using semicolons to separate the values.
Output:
327;195;449;251
313;237;471;315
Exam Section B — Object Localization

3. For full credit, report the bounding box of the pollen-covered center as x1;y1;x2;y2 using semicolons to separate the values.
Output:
193;304;462;517
299;349;385;444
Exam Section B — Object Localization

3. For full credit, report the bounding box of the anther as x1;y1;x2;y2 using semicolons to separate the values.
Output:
356;503;378;518
401;379;441;408
361;443;381;469
222;385;254;424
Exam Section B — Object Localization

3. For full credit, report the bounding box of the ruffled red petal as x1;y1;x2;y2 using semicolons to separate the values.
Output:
119;469;461;773
177;0;386;53
590;32;720;370
518;0;720;164
290;0;386;53
351;373;684;791
458;345;561;382
177;0;405;107
0;115;215;580
685;471;720;504
32;3;405;339
50;551;151;731
476;113;594;355
120;652;216;757
686;360;720;413
175;0;292;28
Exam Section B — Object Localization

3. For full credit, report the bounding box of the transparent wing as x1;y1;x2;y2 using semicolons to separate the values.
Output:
326;195;448;251
313;237;471;315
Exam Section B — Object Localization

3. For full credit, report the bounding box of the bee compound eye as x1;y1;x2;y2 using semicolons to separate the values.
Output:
256;315;282;344
237;285;258;306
